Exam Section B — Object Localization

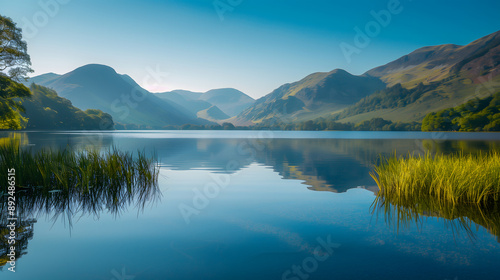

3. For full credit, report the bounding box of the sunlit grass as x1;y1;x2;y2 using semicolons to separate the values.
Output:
0;141;161;221
0;142;161;267
371;152;500;206
0;141;159;193
371;152;500;240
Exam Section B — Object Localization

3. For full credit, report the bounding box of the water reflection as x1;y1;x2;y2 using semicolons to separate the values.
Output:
2;132;499;194
372;195;500;242
2;131;500;245
0;131;499;278
0;160;161;270
372;139;500;242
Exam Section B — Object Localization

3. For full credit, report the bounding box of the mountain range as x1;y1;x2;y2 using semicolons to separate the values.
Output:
153;88;254;119
232;69;386;125
234;30;500;125
27;30;500;129
28;65;255;128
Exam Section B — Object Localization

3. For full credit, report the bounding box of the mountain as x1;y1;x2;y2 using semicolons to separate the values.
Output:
335;30;500;123
28;64;207;127
22;84;114;130
233;69;386;125
365;31;500;87
198;88;255;117
154;88;255;119
169;90;204;100
28;73;61;85
197;105;230;122
154;90;212;115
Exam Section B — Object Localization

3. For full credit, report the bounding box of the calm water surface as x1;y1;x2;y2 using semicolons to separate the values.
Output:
1;131;500;280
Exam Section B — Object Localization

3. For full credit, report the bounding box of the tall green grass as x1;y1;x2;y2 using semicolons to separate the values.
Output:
371;152;500;206
0;142;159;192
0;141;160;220
0;142;161;268
371;152;500;239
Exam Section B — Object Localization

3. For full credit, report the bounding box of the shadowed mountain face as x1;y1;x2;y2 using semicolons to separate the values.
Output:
197;105;230;122
234;69;386;125
154;91;213;115
28;64;206;127
198;88;255;117
28;73;60;85
155;88;255;119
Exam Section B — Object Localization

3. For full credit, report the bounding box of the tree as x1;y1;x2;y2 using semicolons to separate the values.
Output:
222;122;235;130
0;15;33;129
1;14;33;81
0;75;30;129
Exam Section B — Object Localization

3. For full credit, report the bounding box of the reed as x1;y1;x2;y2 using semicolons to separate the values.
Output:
0;141;159;194
371;151;500;206
0;142;161;269
371;151;500;240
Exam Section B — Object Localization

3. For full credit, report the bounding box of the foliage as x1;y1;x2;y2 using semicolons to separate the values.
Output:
0;14;33;81
21;84;114;130
254;117;421;131
0;74;31;129
126;117;421;131
422;92;500;131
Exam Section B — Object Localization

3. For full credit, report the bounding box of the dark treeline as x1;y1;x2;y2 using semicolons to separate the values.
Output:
115;118;421;131
253;117;421;131
422;92;500;132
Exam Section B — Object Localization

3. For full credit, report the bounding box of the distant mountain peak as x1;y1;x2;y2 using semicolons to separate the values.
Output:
70;64;119;76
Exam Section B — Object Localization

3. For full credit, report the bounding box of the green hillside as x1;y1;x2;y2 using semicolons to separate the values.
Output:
234;69;385;125
422;92;500;131
21;84;114;130
334;73;500;123
333;30;500;124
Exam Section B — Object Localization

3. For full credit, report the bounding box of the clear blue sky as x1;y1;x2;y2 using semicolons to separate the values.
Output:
1;0;499;98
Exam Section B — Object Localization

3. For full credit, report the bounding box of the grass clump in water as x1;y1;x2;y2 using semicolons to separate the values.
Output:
0;142;159;194
371;151;500;206
371;151;500;240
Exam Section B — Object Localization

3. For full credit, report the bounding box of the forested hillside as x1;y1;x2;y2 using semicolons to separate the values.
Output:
422;92;500;131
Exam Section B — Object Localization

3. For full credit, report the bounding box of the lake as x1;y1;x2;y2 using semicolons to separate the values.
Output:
1;130;500;280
